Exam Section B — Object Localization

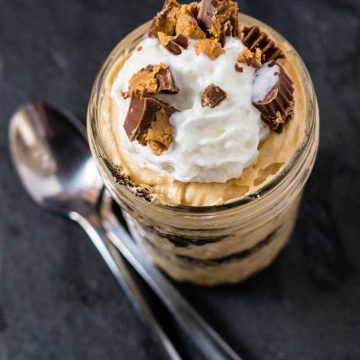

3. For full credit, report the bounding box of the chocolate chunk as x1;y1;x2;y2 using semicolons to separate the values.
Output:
197;0;215;29
253;64;294;132
151;97;178;118
124;93;178;141
124;94;162;141
165;40;182;55
156;67;179;94
242;26;285;63
166;34;189;55
143;65;179;94
121;91;130;99
201;84;227;108
234;63;243;72
197;0;239;41
219;15;238;45
173;33;189;48
137;109;174;155
158;32;189;55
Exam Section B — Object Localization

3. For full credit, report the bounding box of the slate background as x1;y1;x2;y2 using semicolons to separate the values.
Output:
0;0;359;359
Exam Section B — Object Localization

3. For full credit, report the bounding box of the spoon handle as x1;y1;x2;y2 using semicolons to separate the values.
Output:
101;195;243;360
70;211;182;360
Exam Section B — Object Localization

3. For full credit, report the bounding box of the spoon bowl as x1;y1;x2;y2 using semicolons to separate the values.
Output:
9;102;102;215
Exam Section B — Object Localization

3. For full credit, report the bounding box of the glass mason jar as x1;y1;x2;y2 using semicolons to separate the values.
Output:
87;14;319;286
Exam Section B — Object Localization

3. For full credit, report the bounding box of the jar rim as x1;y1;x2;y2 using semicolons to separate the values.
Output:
87;14;318;215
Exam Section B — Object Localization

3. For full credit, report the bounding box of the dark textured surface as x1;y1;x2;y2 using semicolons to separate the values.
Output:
0;0;359;359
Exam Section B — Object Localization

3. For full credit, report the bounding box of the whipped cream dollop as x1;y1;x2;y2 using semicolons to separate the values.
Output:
111;37;270;183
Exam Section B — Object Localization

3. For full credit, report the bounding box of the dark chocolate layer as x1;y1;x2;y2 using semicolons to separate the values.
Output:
142;227;282;266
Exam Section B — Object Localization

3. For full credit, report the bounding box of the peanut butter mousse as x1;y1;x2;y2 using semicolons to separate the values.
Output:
99;0;305;206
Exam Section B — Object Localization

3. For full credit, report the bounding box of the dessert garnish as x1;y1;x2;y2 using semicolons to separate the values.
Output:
152;65;179;93
176;3;206;39
124;95;162;141
242;26;285;63
158;33;189;55
201;84;227;108
119;0;296;159
124;93;177;155
125;63;178;97
150;0;239;54
194;38;225;60
123;62;179;154
137;108;174;155
237;48;262;68
252;63;294;132
149;0;181;37
234;63;243;72
197;0;239;43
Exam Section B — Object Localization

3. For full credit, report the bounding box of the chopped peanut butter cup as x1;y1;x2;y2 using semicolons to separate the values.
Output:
253;64;294;132
124;93;177;154
194;38;225;60
234;63;243;72
127;64;179;96
197;0;239;43
151;0;240;54
201;84;227;108
138;108;174;155
242;26;285;63
237;48;262;68
124;95;163;141
156;66;180;93
158;32;189;55
176;3;206;39
149;0;181;37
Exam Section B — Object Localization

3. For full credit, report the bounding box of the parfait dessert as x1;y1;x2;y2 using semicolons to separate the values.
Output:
88;0;319;285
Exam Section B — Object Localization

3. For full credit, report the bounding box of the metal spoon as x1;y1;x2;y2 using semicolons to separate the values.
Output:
9;101;242;360
9;101;181;360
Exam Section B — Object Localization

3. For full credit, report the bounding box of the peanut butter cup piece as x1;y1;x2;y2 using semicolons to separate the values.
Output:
124;93;177;149
176;3;206;39
201;84;227;108
253;64;294;132
124;94;163;141
197;0;239;42
242;26;285;63
194;38;225;60
150;97;178;118
138;108;174;155
158;32;189;55
149;0;181;37
173;33;189;48
237;48;262;68
128;65;163;95
155;67;179;94
234;63;243;72
128;64;179;95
